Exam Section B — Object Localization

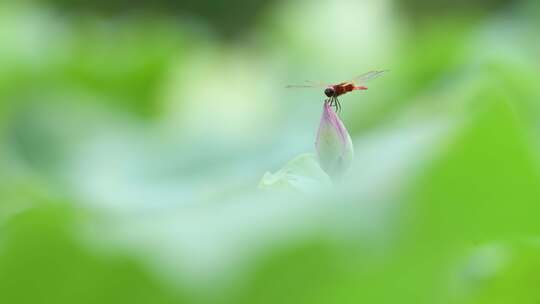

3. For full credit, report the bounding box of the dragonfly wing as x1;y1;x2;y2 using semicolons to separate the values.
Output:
286;80;331;89
351;70;389;84
305;80;332;87
285;84;318;88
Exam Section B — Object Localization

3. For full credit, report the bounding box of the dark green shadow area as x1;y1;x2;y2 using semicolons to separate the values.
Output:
0;204;188;304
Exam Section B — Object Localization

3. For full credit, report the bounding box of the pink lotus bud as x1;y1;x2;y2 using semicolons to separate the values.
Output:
315;101;354;179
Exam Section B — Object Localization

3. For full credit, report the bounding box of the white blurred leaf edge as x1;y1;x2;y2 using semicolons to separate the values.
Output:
258;153;332;193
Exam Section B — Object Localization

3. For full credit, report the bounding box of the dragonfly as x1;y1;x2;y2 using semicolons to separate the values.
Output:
286;70;388;113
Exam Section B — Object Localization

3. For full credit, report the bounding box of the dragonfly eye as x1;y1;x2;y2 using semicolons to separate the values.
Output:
324;88;335;97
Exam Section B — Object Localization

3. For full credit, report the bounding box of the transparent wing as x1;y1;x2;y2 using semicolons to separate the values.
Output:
286;80;331;89
285;84;318;88
350;70;389;85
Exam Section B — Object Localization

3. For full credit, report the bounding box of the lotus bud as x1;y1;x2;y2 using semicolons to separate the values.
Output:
315;101;354;179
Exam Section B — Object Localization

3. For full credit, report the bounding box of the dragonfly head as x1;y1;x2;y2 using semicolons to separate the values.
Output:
324;88;335;97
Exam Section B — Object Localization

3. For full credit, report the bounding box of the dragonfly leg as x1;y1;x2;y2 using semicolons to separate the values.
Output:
335;97;341;114
329;97;336;113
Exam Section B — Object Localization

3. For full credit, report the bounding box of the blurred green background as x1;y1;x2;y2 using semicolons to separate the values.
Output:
2;0;540;303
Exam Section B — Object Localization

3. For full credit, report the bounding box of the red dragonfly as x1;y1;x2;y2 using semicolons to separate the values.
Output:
286;70;388;112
